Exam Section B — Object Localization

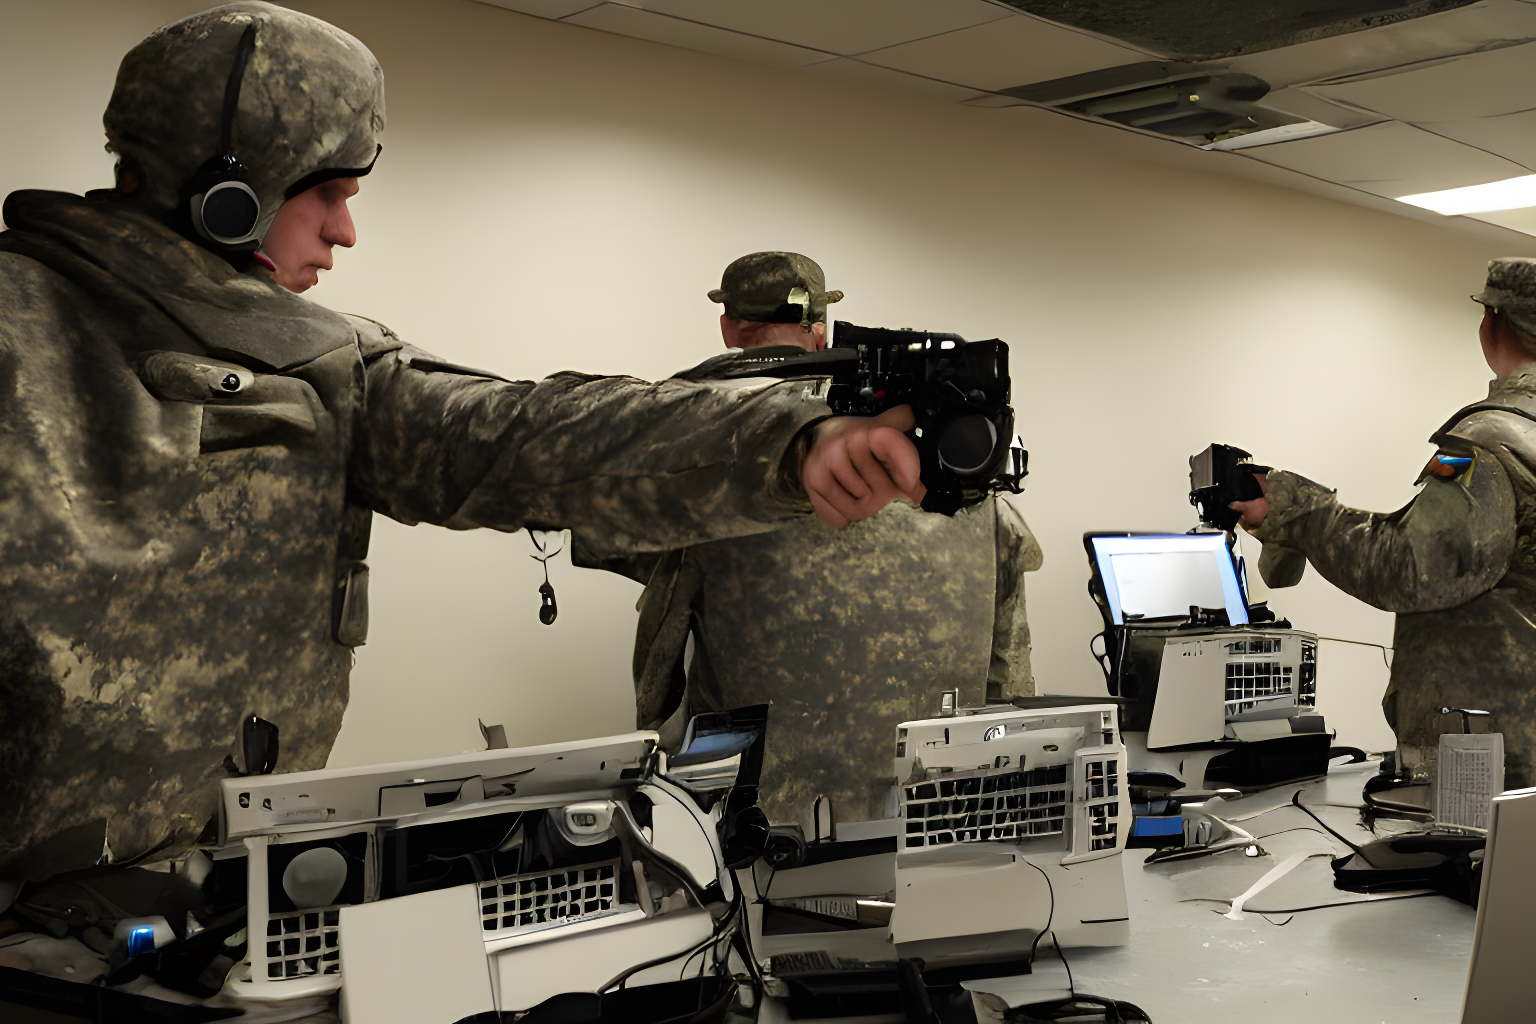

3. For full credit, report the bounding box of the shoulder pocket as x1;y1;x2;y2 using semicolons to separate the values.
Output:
136;350;320;452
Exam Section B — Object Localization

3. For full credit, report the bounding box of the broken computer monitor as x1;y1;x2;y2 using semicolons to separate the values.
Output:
1084;532;1327;810
1087;532;1248;627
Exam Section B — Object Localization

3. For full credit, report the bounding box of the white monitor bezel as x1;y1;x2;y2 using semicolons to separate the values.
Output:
1089;532;1249;627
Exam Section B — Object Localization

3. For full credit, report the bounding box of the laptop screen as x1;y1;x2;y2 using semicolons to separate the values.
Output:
1088;533;1248;626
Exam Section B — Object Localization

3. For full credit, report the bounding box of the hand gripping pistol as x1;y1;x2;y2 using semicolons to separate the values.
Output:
717;321;1027;515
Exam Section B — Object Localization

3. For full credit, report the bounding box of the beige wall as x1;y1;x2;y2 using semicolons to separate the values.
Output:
4;0;1531;768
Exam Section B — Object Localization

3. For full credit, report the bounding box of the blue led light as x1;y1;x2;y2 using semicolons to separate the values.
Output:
127;925;156;957
1132;816;1185;837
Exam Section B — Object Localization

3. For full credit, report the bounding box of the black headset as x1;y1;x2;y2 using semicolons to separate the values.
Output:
186;24;261;248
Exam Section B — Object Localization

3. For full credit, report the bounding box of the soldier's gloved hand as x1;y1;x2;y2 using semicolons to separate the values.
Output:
1230;472;1269;531
802;405;926;528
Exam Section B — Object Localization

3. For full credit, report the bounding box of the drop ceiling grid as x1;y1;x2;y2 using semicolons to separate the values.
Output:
615;0;1017;57
559;4;836;68
472;0;1536;242
480;1;1160;97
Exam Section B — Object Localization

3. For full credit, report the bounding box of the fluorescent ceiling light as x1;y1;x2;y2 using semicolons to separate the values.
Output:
1397;175;1536;215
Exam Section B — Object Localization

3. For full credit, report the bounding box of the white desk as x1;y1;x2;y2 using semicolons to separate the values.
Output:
760;762;1476;1024
1040;764;1476;1023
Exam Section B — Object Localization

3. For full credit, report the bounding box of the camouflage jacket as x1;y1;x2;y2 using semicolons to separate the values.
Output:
0;190;825;880
1254;369;1536;783
576;349;1043;831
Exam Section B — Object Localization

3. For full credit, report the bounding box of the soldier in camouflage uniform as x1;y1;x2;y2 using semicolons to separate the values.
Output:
0;4;922;914
576;253;1042;833
1234;257;1536;788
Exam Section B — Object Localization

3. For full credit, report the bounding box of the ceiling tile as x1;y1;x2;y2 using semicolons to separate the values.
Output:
560;3;834;67
1466;207;1536;238
1417;109;1536;172
475;0;604;18
1304;41;1536;123
624;0;1013;57
1260;87;1385;130
800;57;985;103
1238;120;1529;199
1229;0;1536;91
856;15;1155;93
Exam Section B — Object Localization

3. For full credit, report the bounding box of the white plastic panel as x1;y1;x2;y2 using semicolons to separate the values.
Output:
1463;787;1536;1024
223;731;653;840
642;785;720;889
339;885;495;1024
755;853;896;901
494;907;714;1011
627;0;1011;57
1239;120;1529;199
1435;733;1505;830
562;4;834;68
891;852;1050;946
856;15;1153;93
1022;853;1128;947
1147;638;1227;749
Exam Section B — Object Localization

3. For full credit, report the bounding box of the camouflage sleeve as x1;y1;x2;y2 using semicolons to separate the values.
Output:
1249;454;1516;614
987;497;1044;700
346;319;824;551
567;532;662;586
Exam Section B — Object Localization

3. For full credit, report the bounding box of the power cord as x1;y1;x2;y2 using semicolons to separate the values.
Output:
1020;858;1070;997
1316;635;1393;670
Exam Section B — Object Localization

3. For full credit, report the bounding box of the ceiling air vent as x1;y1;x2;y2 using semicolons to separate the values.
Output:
1000;61;1304;143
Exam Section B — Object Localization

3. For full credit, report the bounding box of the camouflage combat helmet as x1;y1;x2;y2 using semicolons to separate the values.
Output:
1474;257;1536;339
104;1;385;249
708;252;844;326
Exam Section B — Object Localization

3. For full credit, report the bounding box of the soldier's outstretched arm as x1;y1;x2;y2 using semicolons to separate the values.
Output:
1246;451;1516;615
348;322;897;548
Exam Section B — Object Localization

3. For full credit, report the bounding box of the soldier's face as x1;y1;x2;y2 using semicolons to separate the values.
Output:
720;316;826;352
261;177;360;293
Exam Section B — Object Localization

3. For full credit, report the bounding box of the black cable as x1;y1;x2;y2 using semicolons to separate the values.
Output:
1020;858;1066;995
606;876;742;993
1290;791;1376;866
1316;635;1393;670
1250;825;1336;842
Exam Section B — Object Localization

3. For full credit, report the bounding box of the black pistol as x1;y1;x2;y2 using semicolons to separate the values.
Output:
718;321;1027;515
1189;443;1270;531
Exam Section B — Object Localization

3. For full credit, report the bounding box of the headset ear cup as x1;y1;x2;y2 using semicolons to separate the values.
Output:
194;179;261;246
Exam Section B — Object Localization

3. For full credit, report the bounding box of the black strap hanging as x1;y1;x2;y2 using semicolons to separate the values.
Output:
528;529;563;625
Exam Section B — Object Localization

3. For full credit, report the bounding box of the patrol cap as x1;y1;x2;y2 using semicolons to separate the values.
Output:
707;252;844;326
1473;257;1536;338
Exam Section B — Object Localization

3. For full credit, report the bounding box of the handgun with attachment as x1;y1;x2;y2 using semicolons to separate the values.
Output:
718;321;1027;515
1189;443;1270;531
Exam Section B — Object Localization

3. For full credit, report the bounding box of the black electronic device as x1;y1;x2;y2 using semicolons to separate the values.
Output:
184;24;263;248
716;321;1027;515
1188;442;1270;531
